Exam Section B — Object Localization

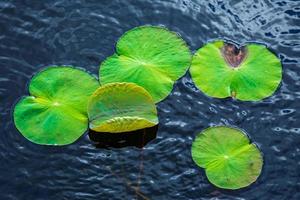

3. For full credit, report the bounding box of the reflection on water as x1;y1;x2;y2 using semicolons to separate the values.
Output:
1;0;300;199
88;125;158;148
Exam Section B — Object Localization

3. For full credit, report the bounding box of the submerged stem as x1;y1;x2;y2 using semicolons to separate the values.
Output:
136;129;146;199
107;166;150;200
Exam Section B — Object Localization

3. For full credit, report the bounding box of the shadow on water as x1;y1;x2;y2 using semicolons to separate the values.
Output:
88;125;158;149
88;126;158;199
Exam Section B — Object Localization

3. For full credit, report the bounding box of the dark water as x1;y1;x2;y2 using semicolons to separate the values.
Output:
1;0;300;199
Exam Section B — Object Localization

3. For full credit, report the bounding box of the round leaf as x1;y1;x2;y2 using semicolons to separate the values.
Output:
190;40;282;101
99;26;191;102
14;66;99;145
191;126;263;189
88;82;158;133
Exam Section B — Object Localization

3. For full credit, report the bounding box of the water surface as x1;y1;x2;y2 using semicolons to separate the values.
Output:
0;0;300;199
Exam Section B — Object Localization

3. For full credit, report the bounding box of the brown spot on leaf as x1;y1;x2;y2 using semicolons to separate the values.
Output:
221;43;247;68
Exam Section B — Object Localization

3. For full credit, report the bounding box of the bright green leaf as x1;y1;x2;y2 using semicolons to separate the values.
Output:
191;126;263;189
99;26;191;103
88;82;158;133
190;40;282;101
13;66;99;145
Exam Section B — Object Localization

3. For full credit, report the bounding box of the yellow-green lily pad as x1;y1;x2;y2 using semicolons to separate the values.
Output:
13;66;99;145
191;126;263;189
99;26;191;103
190;40;282;101
88;82;158;133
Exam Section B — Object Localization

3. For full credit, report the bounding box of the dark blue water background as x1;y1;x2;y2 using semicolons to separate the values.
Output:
0;0;300;199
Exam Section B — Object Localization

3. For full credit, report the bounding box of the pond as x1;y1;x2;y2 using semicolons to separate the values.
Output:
0;0;299;199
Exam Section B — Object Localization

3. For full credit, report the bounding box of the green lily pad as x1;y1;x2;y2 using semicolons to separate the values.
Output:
191;126;263;189
190;40;282;101
88;82;158;133
13;66;99;145
99;26;191;103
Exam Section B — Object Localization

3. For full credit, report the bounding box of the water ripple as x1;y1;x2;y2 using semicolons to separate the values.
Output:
1;0;300;199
